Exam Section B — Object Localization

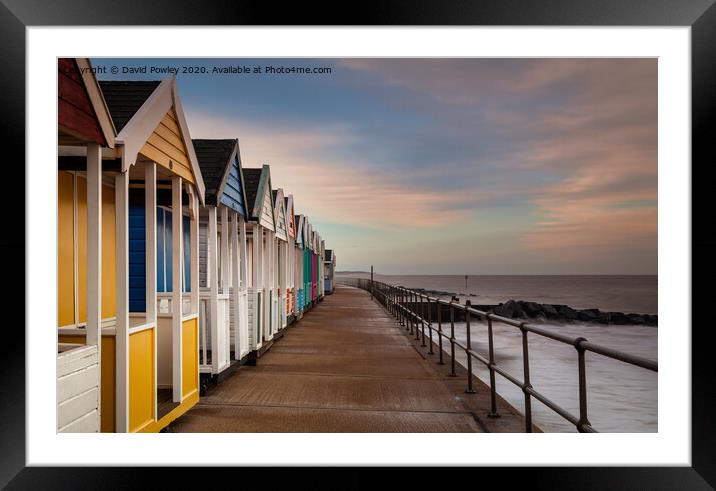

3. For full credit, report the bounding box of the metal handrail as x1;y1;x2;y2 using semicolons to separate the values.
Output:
340;277;658;433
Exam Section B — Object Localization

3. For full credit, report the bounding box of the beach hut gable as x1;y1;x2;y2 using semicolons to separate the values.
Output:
101;77;205;203
58;58;116;148
252;165;275;231
193;139;248;217
272;189;288;241
295;215;305;249
285;196;296;240
303;219;310;249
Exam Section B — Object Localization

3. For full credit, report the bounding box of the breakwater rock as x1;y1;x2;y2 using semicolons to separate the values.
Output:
400;290;657;326
490;299;657;326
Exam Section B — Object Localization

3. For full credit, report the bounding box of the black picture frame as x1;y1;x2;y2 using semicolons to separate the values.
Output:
3;0;713;487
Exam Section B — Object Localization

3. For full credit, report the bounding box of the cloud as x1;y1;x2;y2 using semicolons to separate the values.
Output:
187;58;657;273
340;59;657;271
186;108;477;229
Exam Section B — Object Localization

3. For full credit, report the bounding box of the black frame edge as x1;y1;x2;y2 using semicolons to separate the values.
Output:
4;0;714;487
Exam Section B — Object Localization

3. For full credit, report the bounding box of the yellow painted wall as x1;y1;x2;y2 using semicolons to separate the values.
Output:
58;172;75;326
182;318;198;399
100;336;116;433
139;109;196;185
58;334;115;433
102;186;116;319
129;328;155;433
58;172;117;326
77;177;87;323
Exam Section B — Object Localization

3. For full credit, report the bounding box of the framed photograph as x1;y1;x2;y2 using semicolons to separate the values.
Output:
5;0;714;486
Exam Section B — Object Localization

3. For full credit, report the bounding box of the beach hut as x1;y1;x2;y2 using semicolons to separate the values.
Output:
242;165;276;358
324;249;336;294
272;189;289;332
309;224;317;306
95;77;204;432
192;139;250;391
302;219;313;310
57;58;116;433
294;214;306;316
284;195;297;324
317;235;325;300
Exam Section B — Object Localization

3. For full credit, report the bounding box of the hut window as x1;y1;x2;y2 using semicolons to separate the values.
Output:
155;207;192;295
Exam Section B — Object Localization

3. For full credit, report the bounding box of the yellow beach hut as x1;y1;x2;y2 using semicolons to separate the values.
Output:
57;58;116;433
94;76;204;432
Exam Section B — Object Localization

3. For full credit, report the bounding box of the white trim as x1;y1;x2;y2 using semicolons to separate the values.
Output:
190;190;200;314
208;206;219;374
58;145;121;159
58;326;117;337
85;143;102;422
145;162;157;322
239;214;248;290
128;323;155;335
144;160;158;424
114;171;129;433
230;211;241;359
75;58;116;148
252;224;261;347
171;176;183;403
220;205;230;292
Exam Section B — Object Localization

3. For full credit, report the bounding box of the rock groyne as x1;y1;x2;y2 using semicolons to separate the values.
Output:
402;289;657;326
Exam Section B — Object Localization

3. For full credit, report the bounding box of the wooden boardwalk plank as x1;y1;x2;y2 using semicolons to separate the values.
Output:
169;285;492;432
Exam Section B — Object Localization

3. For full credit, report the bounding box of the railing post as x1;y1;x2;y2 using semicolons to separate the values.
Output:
486;316;500;417
370;265;373;300
409;290;414;335
465;301;476;394
414;291;421;341
427;297;434;355
575;337;591;432
420;294;426;347
521;323;533;433
448;300;456;377
437;300;444;364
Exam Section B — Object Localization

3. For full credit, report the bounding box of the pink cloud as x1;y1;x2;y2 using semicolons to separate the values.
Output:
187;109;471;229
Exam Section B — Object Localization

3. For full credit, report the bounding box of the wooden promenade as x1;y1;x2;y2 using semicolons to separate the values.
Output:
168;285;529;432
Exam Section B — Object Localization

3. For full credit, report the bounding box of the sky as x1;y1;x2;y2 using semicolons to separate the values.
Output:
93;58;658;275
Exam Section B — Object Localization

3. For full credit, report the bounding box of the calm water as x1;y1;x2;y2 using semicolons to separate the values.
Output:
337;273;657;313
336;273;658;433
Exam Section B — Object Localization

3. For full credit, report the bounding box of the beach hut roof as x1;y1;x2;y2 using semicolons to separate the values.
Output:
98;80;160;132
99;78;205;204
242;168;262;217
192;138;248;215
242;165;275;228
58;58;116;148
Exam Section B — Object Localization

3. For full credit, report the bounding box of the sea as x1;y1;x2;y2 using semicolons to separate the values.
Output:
336;273;658;433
